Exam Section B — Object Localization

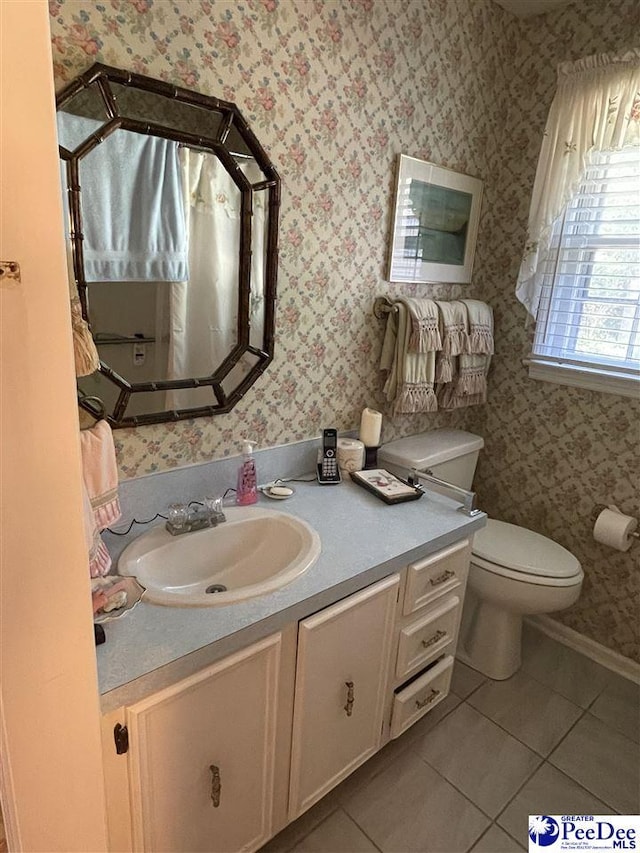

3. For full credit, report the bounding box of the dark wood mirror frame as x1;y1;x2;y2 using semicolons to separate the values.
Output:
57;63;280;428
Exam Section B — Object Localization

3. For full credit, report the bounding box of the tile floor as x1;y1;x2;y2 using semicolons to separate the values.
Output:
262;624;640;853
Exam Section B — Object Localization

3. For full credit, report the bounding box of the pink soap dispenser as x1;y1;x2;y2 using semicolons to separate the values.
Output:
236;440;258;505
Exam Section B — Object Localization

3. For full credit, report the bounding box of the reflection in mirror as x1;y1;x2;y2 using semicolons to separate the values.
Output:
57;63;280;427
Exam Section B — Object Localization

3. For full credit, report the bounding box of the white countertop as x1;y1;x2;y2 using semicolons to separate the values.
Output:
99;477;485;711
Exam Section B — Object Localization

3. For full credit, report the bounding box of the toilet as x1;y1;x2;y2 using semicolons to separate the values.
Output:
379;429;584;681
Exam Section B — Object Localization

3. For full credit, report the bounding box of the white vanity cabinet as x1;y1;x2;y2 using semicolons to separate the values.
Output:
288;574;399;820
119;632;294;853
101;537;473;852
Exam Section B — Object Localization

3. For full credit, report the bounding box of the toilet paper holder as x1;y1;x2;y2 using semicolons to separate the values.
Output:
592;503;639;540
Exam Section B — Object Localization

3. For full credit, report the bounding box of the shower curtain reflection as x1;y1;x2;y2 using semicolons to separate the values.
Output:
165;150;266;410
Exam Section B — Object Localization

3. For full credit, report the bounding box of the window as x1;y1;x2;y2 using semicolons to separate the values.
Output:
529;147;640;397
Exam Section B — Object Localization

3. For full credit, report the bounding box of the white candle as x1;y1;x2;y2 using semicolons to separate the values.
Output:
359;408;382;447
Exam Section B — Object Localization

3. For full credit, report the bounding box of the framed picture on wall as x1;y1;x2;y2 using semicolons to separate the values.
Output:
387;155;483;284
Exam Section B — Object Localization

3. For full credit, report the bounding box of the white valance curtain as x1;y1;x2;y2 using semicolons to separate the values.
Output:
516;49;640;318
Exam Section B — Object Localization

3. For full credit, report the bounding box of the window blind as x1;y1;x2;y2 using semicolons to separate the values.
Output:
532;147;640;386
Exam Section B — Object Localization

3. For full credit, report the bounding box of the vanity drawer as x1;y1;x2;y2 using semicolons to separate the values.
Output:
390;655;454;740
403;540;469;616
395;595;460;680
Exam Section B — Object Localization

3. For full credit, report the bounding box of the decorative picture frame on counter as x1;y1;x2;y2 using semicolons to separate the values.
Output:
387;154;483;284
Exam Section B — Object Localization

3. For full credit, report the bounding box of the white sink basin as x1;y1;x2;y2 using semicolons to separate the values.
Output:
118;506;321;607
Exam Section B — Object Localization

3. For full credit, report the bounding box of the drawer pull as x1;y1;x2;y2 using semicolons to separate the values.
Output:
344;680;355;717
421;629;447;649
429;569;455;587
415;689;440;710
209;764;221;808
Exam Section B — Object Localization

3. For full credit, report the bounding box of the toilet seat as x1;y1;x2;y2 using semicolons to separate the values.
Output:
471;519;583;588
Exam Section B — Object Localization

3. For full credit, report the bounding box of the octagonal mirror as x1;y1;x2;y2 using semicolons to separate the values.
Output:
56;63;280;427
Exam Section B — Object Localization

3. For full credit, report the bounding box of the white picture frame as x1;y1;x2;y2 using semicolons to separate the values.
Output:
387;154;483;284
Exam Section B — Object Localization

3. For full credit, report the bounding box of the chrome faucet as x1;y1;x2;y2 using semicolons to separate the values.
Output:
165;498;226;536
406;468;482;517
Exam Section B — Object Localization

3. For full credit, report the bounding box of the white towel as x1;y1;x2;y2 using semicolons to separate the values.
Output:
462;299;494;355
403;297;442;353
435;300;468;356
381;301;437;414
436;301;492;409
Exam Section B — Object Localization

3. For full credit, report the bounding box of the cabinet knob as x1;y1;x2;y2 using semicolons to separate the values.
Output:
415;689;440;710
421;629;447;649
209;764;221;808
344;681;355;717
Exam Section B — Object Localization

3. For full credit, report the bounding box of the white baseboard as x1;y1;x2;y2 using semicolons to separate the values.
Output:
526;615;640;685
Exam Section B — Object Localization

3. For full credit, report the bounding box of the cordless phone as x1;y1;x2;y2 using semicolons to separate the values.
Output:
317;428;341;484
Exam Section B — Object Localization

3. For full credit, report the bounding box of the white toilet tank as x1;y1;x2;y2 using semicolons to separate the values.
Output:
378;429;484;489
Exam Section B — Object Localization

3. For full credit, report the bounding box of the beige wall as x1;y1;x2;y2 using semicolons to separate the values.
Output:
48;0;638;661
0;1;107;849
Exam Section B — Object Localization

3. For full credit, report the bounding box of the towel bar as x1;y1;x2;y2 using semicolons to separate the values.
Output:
78;392;106;422
373;296;397;319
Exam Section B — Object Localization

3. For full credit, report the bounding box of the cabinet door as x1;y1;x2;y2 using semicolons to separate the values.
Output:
289;575;399;820
127;633;281;853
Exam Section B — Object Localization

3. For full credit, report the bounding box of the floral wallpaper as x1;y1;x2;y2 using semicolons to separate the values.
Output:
50;0;512;476
471;0;640;664
49;0;639;662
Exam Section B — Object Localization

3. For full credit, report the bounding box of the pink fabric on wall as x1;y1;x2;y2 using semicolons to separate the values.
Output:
80;420;121;577
80;420;121;530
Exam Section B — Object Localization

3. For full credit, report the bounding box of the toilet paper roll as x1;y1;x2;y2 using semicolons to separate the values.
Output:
337;438;365;474
593;506;638;551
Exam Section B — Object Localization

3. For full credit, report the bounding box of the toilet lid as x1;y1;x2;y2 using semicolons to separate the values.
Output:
472;519;581;579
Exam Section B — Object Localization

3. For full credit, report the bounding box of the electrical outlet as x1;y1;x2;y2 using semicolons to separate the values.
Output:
133;342;146;366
